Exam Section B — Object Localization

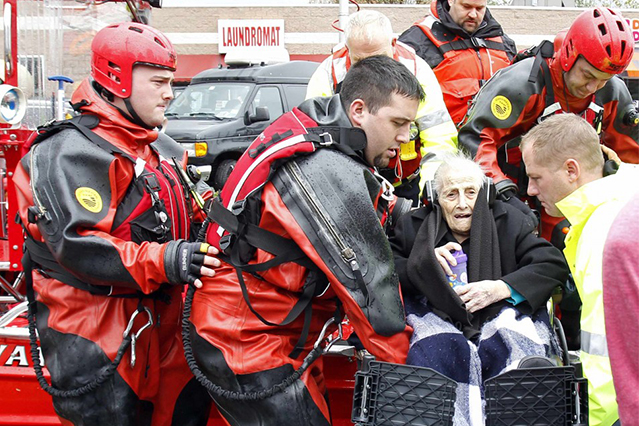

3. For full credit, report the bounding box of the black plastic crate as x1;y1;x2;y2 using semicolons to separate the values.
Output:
484;365;588;426
351;358;457;426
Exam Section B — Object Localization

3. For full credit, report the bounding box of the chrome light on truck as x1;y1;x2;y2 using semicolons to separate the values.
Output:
0;84;25;125
182;142;208;158
183;142;196;157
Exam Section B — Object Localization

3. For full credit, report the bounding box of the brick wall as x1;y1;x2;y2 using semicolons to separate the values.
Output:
152;5;638;55
16;4;637;94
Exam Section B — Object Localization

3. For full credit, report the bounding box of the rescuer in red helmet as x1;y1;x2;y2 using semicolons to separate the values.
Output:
458;7;637;242
458;8;637;425
14;22;219;426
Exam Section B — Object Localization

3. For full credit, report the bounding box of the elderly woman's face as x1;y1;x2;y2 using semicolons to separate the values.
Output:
439;170;481;241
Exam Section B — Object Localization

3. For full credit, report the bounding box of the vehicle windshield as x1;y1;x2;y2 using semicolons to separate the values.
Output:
166;82;253;119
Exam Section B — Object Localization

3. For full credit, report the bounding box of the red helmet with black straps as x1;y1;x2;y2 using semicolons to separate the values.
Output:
91;22;177;99
559;7;634;75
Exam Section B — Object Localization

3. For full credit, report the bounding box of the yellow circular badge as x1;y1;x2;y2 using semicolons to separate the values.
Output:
490;95;512;121
75;187;103;213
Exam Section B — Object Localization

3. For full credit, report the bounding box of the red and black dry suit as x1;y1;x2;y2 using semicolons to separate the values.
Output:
399;0;516;127
189;95;412;426
458;53;639;240
14;78;211;426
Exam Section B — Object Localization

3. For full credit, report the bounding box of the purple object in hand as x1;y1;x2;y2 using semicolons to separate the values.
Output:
448;250;468;288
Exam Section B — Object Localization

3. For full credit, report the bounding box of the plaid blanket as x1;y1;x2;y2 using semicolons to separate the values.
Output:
406;297;560;426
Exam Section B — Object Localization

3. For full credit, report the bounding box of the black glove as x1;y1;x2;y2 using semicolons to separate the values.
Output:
164;240;210;285
603;159;619;177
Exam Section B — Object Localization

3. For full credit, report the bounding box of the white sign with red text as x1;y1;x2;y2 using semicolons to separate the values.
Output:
218;19;285;54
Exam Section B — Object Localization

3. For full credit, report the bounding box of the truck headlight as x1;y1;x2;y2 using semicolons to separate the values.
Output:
182;142;208;158
0;84;26;125
194;142;208;157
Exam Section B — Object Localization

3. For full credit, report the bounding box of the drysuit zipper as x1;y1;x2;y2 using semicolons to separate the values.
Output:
284;161;359;269
28;145;51;223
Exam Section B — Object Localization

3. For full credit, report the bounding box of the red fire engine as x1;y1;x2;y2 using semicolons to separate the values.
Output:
0;2;360;424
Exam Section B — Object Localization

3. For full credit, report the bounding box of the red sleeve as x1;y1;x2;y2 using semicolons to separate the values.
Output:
601;100;639;164
262;183;412;364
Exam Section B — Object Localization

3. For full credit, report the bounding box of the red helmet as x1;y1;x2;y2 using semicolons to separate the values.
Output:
559;8;634;75
91;22;177;99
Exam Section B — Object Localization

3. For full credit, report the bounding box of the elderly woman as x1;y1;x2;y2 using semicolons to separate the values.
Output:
390;153;568;425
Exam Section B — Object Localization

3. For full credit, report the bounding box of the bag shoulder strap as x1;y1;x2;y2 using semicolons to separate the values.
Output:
31;115;135;163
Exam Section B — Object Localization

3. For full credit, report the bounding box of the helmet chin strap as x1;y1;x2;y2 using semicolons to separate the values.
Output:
123;97;155;130
94;80;156;130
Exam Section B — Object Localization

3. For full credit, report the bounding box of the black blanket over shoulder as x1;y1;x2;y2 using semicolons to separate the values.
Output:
390;187;568;338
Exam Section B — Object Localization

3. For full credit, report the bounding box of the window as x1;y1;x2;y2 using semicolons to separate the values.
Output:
252;86;283;121
166;82;253;118
283;84;307;110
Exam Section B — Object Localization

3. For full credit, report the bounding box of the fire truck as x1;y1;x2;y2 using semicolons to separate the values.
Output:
0;1;359;424
0;1;591;425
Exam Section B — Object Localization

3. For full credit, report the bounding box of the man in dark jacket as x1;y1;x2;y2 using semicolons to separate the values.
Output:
399;0;516;127
390;153;568;424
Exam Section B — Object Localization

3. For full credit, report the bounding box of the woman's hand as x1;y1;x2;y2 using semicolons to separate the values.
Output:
454;279;511;312
434;242;462;277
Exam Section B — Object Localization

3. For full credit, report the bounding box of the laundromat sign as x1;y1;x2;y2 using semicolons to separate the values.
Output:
218;19;285;53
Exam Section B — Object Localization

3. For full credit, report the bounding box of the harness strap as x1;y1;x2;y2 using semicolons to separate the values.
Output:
306;126;368;159
229;258;319;359
210;199;325;358
24;237;112;296
23;236;171;303
540;57;555;111
211;200;315;271
438;37;509;54
34;116;136;163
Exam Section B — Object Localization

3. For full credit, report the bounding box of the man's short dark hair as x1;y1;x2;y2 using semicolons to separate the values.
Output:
340;55;425;114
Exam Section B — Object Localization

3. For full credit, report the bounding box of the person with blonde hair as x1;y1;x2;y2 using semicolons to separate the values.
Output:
521;113;639;426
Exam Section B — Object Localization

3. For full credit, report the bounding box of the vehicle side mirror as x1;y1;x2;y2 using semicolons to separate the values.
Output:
245;106;270;125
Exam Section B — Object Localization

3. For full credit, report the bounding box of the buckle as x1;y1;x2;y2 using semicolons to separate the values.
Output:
219;234;234;251
231;199;245;215
471;37;487;49
318;132;334;146
142;173;161;193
